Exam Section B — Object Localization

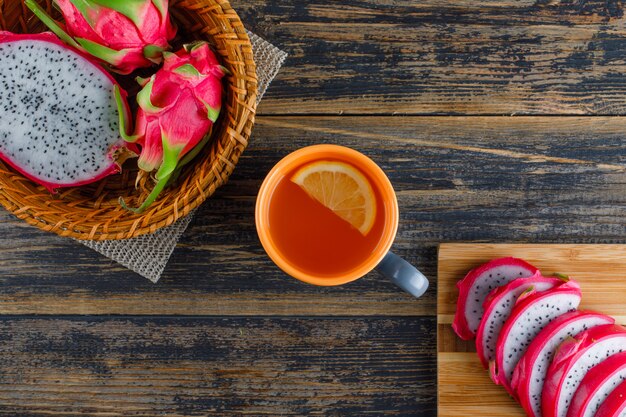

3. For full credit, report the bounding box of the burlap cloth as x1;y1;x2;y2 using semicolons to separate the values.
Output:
81;32;287;282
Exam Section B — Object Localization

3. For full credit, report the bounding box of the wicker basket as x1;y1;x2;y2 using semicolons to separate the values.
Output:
0;0;257;240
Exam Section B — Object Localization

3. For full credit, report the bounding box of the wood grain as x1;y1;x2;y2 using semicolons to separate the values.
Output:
233;0;626;115
3;2;626;414
3;116;626;315
438;353;521;417
0;316;434;416
437;243;626;417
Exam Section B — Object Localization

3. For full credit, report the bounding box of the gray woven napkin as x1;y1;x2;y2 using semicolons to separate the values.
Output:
81;32;287;282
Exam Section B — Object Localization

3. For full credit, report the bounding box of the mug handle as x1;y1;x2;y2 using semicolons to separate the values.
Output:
375;251;429;298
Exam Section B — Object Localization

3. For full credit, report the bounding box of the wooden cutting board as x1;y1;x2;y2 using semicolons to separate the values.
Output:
437;244;626;417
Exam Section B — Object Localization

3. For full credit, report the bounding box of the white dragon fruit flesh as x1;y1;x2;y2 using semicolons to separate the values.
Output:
595;378;626;417
512;311;614;417
490;281;582;396
0;31;133;192
476;275;566;369
542;324;626;417
568;351;626;417
453;257;539;340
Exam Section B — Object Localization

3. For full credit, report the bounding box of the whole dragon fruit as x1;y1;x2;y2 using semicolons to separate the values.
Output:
25;0;176;74
0;31;134;191
118;41;226;213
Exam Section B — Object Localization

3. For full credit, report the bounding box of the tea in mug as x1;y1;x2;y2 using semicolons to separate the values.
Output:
267;159;388;277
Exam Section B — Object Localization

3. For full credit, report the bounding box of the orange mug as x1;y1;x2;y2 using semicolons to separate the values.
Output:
255;145;429;298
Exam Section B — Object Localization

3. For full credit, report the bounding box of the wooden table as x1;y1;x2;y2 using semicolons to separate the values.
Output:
2;1;626;415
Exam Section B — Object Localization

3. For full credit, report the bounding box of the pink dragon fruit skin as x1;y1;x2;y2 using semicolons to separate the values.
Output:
595;378;626;417
0;31;136;192
453;257;540;340
567;351;626;417
542;324;626;417
25;0;176;74
511;311;615;417
490;280;582;397
117;42;226;213
475;275;567;369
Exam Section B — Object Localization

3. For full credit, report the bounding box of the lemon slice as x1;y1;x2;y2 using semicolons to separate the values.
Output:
291;160;377;235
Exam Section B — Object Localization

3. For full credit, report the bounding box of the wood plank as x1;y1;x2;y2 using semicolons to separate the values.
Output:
437;243;626;417
234;0;626;115
0;316;435;416
3;116;626;315
438;353;521;417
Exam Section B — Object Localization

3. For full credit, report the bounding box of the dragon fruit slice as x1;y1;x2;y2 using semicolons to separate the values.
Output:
595;379;626;417
453;257;540;340
568;351;626;417
542;324;626;417
511;311;614;417
476;275;567;369
491;281;582;396
0;31;132;192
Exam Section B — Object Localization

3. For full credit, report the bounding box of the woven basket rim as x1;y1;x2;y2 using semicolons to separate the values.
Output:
0;0;258;241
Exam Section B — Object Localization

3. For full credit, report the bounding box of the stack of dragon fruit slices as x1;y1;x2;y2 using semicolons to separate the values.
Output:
453;257;626;417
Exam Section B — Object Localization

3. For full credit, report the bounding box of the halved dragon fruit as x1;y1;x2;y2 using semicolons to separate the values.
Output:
491;281;582;396
453;257;540;340
511;311;614;417
542;324;626;417
595;379;626;417
476;275;567;369
0;31;133;192
568;351;626;417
